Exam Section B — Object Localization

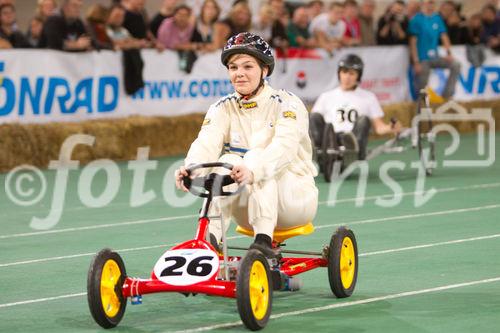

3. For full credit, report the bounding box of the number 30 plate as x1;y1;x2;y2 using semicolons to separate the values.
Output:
153;249;219;286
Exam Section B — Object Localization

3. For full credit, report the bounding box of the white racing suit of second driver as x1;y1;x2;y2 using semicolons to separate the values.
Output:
185;83;318;240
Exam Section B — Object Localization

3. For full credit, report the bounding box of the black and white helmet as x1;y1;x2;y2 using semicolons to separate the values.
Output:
338;54;364;81
221;32;275;76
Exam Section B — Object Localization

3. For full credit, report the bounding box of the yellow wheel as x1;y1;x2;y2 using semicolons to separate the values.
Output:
87;248;127;328
328;227;358;298
237;249;273;330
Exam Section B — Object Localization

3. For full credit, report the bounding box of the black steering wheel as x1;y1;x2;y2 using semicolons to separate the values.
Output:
182;162;244;198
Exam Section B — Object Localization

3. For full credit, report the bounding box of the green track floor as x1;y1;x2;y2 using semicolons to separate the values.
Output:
0;132;499;332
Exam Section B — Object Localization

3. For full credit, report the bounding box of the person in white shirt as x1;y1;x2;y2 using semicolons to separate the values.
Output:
309;2;346;53
311;54;400;162
175;32;318;257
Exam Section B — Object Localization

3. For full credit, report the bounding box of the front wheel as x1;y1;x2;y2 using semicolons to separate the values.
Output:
87;248;127;329
327;227;358;298
236;249;273;331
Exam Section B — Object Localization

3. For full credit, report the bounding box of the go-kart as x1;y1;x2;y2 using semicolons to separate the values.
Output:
312;89;436;182
87;163;358;331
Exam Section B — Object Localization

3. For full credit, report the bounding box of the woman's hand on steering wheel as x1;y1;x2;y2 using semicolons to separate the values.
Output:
175;166;189;192
230;165;254;185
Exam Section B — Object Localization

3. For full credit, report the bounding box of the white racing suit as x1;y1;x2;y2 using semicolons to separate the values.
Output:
185;83;318;240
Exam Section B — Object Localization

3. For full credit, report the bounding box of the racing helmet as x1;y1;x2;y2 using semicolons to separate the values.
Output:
338;54;364;82
221;32;275;76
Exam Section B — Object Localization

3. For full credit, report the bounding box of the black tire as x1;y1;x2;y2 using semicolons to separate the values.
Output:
322;123;338;182
236;249;273;331
416;91;436;176
87;248;127;329
327;227;358;298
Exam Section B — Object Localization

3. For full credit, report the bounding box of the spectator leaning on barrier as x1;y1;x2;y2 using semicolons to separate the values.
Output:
191;0;220;52
157;4;198;73
406;0;420;20
26;15;44;47
377;0;408;45
86;4;113;50
465;13;486;67
270;2;289;50
269;0;290;27
467;13;483;46
36;0;58;21
212;1;252;49
343;0;361;46
150;0;177;38
287;6;317;48
307;0;324;20
157;4;194;50
122;0;160;49
409;0;460;100
439;0;457;31
0;4;31;48
309;2;346;54
480;4;500;53
0;0;16;31
106;4;147;50
38;0;92;51
358;0;376;45
446;7;468;45
251;4;275;44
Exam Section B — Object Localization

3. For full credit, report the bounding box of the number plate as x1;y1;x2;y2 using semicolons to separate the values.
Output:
153;249;219;286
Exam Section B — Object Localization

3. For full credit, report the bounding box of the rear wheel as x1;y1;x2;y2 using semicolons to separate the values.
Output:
327;227;358;298
236;249;273;331
322;123;339;182
87;248;127;329
416;91;436;175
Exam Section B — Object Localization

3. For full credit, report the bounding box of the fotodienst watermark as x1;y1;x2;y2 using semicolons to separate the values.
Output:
3;102;495;231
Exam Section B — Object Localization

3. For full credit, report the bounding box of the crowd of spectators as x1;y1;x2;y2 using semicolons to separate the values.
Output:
0;0;499;73
0;0;498;52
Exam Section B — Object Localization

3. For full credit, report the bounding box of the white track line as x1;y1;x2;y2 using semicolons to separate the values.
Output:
0;214;197;240
170;277;500;333
358;233;500;257
0;236;238;268
318;182;500;205
1;233;500;310
314;204;500;230
2;182;499;240
0;293;86;309
1;205;500;268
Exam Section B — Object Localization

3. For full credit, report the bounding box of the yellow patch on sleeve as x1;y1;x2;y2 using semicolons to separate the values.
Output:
282;111;297;120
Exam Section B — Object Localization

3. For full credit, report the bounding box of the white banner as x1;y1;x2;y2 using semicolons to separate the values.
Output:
427;46;500;101
271;46;410;105
0;46;498;124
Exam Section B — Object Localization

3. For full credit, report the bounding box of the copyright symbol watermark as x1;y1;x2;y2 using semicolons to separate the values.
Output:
5;164;47;206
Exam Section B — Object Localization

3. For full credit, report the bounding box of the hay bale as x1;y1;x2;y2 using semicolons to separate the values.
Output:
0;99;498;172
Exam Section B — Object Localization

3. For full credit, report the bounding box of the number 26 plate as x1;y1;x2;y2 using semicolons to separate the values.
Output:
153;249;219;286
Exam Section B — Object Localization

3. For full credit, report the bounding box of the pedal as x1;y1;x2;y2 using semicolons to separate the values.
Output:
272;270;303;291
130;295;142;305
283;276;303;291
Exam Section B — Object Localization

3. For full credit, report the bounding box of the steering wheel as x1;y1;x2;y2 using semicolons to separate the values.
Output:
182;162;244;198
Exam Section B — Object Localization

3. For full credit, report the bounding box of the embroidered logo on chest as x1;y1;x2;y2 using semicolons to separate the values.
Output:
241;101;258;109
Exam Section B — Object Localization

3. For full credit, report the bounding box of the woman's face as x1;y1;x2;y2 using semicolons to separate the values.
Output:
228;54;267;96
202;1;218;23
108;7;125;26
